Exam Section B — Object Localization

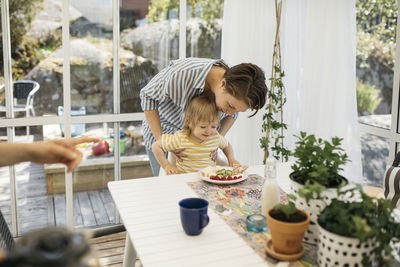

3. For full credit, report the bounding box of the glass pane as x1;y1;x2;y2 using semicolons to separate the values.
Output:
0;129;12;235
13;128;53;234
186;0;224;59
120;0;180;113
4;1;64;119
356;0;397;130
71;122;151;228
70;0;113;115
360;131;389;187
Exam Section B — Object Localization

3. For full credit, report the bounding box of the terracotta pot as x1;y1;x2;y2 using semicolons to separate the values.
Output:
266;208;310;254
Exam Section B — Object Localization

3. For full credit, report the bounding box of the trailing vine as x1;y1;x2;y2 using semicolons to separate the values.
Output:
259;0;290;163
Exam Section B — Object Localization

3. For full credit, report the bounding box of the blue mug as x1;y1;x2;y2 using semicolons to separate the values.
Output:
179;198;210;236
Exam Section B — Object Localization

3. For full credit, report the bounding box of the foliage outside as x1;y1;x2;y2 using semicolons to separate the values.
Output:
356;0;397;43
356;77;382;114
316;185;400;267
259;0;290;164
356;0;396;68
356;0;396;113
0;0;45;79
146;0;224;24
290;132;349;187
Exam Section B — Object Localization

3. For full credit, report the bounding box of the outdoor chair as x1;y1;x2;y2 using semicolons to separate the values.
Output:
0;80;40;136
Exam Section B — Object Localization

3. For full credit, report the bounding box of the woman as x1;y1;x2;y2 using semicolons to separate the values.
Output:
140;57;268;175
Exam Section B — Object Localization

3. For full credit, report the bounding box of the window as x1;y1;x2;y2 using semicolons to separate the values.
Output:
356;0;399;186
0;0;224;236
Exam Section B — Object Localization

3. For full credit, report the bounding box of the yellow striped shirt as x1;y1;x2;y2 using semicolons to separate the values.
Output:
161;130;228;173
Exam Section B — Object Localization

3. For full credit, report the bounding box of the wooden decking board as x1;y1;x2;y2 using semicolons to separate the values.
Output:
0;158;124;235
89;231;144;267
77;191;97;226
88;190;110;225
99;189;116;223
92;239;126;251
73;194;84;227
98;255;125;266
54;194;67;227
97;241;125;257
91;232;126;243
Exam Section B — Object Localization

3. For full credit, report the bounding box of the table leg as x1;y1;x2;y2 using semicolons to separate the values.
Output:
123;232;136;267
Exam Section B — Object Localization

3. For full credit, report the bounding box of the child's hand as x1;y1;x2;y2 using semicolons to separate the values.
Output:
210;149;217;162
165;163;179;175
229;160;240;167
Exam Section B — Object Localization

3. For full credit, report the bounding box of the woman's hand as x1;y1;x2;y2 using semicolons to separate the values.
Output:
165;163;179;175
172;148;185;162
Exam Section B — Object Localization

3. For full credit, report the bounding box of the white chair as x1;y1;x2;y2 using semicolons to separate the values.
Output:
0;80;40;135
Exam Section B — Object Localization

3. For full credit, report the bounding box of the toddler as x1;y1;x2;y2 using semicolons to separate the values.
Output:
152;93;239;174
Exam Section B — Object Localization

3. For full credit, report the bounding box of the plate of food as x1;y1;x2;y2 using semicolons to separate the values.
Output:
199;165;249;184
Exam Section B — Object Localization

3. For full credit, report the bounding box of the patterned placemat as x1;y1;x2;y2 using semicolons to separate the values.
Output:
188;174;318;266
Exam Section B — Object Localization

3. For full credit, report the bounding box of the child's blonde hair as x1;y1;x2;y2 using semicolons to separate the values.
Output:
183;92;220;134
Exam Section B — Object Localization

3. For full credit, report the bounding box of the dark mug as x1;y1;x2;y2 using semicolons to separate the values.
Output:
179;198;209;236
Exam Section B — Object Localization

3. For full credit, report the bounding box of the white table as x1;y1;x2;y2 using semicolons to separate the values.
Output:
108;163;292;267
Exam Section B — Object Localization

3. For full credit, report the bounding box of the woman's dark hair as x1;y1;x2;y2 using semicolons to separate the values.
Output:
224;63;268;117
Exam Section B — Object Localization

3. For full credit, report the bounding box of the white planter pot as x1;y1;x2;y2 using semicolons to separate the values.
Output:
318;224;374;266
290;179;338;245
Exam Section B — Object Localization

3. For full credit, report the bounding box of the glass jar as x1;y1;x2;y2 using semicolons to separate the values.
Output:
261;157;280;216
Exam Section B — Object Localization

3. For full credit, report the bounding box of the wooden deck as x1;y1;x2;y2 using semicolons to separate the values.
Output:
90;231;142;267
0;161;118;235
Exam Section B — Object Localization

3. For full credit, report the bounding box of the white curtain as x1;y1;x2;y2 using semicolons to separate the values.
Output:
222;0;362;183
222;0;275;168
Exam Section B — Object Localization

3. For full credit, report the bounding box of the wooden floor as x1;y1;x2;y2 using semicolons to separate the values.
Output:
90;231;142;267
0;161;118;235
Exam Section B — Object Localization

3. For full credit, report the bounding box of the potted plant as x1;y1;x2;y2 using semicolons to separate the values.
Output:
259;0;290;163
316;185;400;266
290;131;349;244
266;194;310;260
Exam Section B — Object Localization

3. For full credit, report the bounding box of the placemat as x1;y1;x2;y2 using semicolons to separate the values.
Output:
188;174;318;266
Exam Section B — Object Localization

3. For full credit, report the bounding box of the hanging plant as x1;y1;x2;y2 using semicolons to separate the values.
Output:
260;0;290;163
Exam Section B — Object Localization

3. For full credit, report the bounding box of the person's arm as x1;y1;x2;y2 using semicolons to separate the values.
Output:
222;142;240;167
0;137;99;172
144;110;163;141
209;116;235;162
219;116;235;136
152;140;179;175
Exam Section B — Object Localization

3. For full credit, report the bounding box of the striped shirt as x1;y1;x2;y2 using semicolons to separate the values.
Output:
140;57;238;150
162;130;228;173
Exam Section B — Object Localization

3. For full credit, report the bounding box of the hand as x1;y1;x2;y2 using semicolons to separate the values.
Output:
209;149;217;162
164;163;179;175
172;148;185;162
229;160;240;167
30;136;99;172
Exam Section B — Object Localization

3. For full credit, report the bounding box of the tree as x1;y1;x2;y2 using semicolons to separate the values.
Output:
356;0;397;43
0;0;44;78
146;0;223;24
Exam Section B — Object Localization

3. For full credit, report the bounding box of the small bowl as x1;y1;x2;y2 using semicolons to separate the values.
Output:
246;214;267;232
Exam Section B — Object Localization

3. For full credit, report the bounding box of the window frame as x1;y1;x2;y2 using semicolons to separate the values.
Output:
0;0;187;236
